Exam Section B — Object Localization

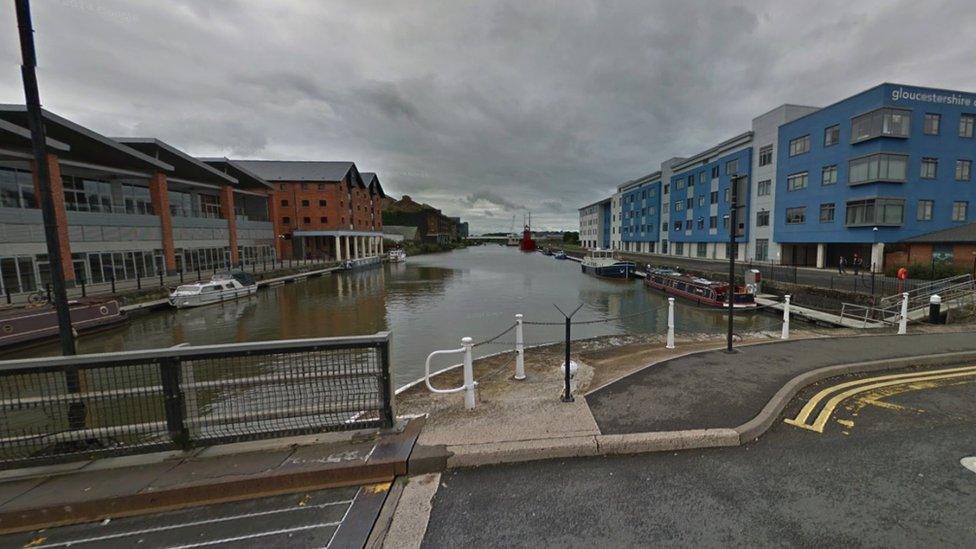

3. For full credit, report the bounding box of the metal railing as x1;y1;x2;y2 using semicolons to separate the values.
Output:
841;276;976;326
877;274;974;311
0;333;393;469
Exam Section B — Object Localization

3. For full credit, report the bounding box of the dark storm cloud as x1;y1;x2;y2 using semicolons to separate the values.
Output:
2;0;975;232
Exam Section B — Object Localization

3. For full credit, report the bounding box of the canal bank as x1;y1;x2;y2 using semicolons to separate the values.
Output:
6;246;787;387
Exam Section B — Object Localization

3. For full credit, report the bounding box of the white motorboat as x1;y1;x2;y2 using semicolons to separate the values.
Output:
388;248;407;263
168;271;258;309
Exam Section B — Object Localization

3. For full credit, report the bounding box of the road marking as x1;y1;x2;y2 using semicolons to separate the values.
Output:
962;457;976;475
30;500;353;548
785;368;976;433
786;365;976;428
168;522;342;548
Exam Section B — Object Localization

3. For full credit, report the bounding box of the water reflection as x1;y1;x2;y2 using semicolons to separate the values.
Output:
7;246;783;387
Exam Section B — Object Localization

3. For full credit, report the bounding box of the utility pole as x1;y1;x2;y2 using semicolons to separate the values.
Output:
726;174;744;353
16;0;75;358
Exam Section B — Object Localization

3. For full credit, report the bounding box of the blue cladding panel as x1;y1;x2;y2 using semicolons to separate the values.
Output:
601;202;611;248
775;83;976;243
668;147;751;243
620;180;661;244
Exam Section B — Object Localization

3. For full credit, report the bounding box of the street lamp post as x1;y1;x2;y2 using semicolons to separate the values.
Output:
726;174;745;353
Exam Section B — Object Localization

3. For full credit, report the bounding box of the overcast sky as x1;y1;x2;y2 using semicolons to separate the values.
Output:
2;1;975;232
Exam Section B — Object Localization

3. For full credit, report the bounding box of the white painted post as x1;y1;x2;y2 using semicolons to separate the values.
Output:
461;336;476;410
666;297;675;349
898;292;909;334
514;313;526;380
781;294;791;340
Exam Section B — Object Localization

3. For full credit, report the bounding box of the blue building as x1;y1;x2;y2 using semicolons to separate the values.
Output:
775;83;976;269
618;172;661;253
666;133;752;260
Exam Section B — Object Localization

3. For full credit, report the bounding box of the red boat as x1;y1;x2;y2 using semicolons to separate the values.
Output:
0;298;128;352
644;268;756;308
519;213;536;252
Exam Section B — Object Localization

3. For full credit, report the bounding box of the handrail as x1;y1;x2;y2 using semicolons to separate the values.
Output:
424;336;477;409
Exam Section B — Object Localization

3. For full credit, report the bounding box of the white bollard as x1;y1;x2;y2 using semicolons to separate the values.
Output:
666;297;675;349
781;294;791;340
898;292;909;334
461;336;476;410
514;313;526;380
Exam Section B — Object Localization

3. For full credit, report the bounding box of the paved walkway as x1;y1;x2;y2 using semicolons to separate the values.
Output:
586;331;976;434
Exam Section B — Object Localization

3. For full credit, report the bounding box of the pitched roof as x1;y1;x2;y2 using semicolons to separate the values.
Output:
232;160;354;182
904;222;976;243
117;138;237;186
361;172;386;197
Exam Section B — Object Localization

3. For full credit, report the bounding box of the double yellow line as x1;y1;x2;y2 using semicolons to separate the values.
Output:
784;365;976;433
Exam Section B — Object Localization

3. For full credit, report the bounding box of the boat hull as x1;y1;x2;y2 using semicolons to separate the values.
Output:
0;299;128;351
344;256;383;271
644;277;756;308
581;263;633;279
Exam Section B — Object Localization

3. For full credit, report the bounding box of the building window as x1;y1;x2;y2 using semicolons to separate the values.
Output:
698;195;705;207
317;183;325;190
824;125;840;147
757;180;771;196
725;188;731;203
758;145;773;166
787;172;808;191
785;207;806;224
726;159;739;175
675;201;684;212
687;175;694;187
320;216;327;223
920;157;938;179
302;216;311;224
851;107;911;143
960;114;975;138
279;183;286;190
696;242;707;257
301;199;310;207
699;172;707;185
848;153;908;185
675;242;684;255
755;239;769;261
282;217;290;224
955;160;972;181
697;218;704;230
710;191;718;204
819;203;835;223
709;215;717;229
822;165;838;186
917;199;934;221
788;135;810;157
676;179;685;190
845;198;905;226
953;201;969;221
711;166;720;178
674;221;681;231
686;198;693;209
663;184;669;194
923;113;941;135
756;210;770;227
662;222;668;232
280;199;288;207
122;184;154;215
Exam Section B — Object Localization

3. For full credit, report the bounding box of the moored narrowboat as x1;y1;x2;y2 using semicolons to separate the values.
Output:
644;268;756;308
0;298;127;351
580;250;635;279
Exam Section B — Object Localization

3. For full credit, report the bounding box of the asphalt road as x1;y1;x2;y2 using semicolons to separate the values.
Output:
586;331;976;434
1;484;387;549
424;374;976;547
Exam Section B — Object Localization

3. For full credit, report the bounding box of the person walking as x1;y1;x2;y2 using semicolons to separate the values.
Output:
838;255;847;274
853;254;863;276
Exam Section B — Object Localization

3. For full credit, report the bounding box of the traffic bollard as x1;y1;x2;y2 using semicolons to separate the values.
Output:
781;294;791;340
666;297;675;349
514;313;526;380
898;292;909;334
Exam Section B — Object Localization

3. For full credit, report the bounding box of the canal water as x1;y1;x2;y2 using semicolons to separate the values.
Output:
8;246;782;388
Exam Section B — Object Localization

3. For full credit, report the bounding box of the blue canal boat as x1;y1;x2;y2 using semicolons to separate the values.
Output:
580;250;635;279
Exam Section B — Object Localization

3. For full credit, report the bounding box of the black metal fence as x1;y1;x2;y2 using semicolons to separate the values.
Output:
0;333;393;469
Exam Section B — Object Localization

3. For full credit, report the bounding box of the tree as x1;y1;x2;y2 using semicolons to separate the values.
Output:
563;231;580;244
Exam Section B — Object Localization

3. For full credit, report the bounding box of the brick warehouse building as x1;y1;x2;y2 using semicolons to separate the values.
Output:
0;105;276;294
235;161;385;261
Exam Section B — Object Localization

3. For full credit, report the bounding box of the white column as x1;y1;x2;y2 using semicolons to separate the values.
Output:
353;236;359;259
344;235;350;260
335;235;342;261
816;244;826;269
380;237;384;254
870;242;885;273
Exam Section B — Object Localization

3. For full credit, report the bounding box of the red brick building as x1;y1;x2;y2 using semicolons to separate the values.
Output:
235;161;385;260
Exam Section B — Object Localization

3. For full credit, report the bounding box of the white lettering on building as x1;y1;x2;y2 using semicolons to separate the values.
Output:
891;87;974;107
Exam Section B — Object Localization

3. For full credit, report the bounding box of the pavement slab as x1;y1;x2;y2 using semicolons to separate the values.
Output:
586;331;976;434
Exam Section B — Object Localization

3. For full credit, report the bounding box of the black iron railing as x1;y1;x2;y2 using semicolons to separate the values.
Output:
0;333;394;469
